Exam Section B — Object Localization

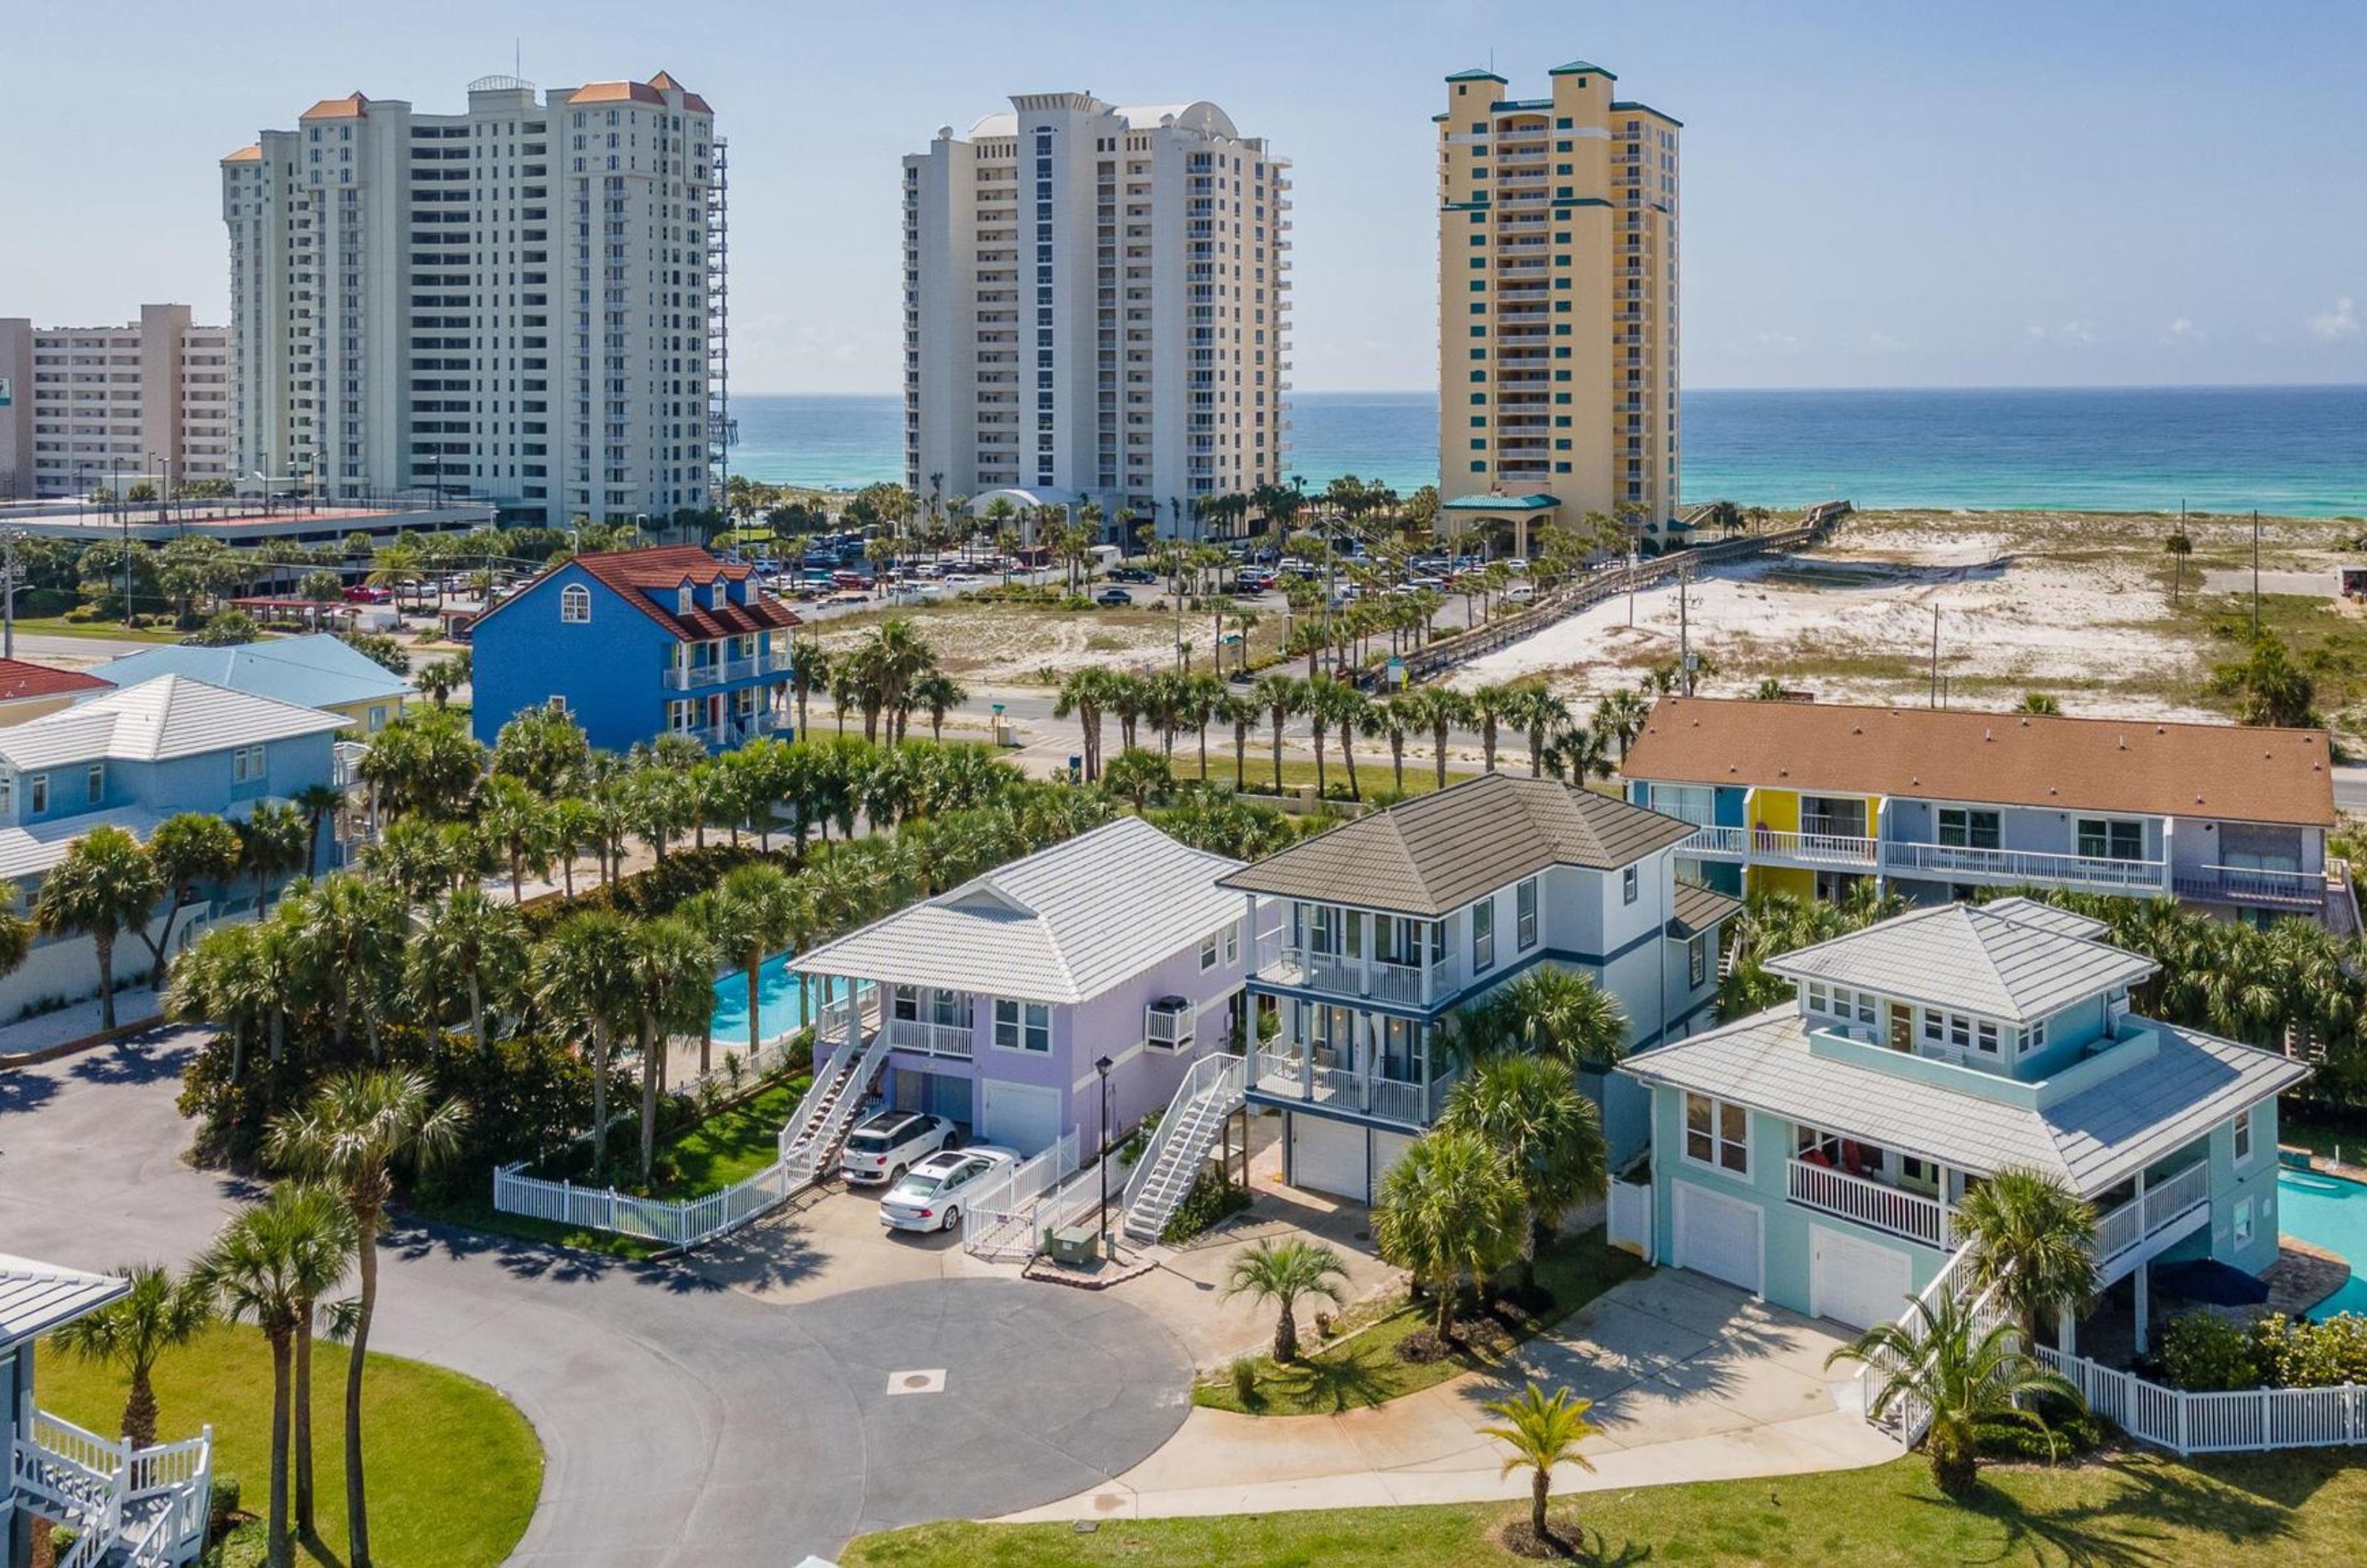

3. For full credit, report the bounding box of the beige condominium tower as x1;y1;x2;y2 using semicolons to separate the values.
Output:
1434;59;1680;555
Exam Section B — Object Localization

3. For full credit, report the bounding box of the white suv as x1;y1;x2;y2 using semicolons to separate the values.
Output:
838;1110;958;1186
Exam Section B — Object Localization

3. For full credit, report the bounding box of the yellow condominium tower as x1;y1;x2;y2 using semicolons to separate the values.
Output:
1434;60;1680;552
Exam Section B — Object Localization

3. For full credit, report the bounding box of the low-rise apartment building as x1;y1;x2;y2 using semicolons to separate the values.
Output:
1621;697;2350;930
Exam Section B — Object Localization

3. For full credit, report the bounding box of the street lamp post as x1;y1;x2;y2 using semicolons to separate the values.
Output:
114;456;132;627
1095;1055;1115;1255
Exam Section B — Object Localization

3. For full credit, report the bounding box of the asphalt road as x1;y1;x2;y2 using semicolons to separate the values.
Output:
0;1029;1192;1564
2332;766;2367;814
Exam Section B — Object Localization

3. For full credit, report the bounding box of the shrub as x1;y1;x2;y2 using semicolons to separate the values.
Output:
207;1474;243;1541
1395;1327;1449;1364
1160;1169;1252;1245
2160;1311;2260;1391
1976;1392;2101;1460
2249;1311;2367;1389
1228;1355;1261;1406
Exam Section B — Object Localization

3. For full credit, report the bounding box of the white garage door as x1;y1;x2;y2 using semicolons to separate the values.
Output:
1672;1181;1763;1295
1291;1115;1368;1203
977;1080;1061;1157
1370;1131;1415;1197
1810;1226;1914;1331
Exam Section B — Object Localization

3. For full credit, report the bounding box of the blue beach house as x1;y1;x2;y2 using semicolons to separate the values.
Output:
1615;898;2306;1348
467;546;801;754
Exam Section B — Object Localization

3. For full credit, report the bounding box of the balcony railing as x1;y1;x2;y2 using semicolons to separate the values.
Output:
884;1017;973;1059
2094;1158;2212;1268
1252;1048;1456;1128
1786;1158;1956;1248
2172;863;2331;910
1260;945;1463;1009
663;648;794;690
1883;840;2167;893
1678;825;1878;867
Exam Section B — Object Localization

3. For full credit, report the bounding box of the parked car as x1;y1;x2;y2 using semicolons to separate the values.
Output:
1095;587;1135;607
1505;583;1536;603
1108;565;1157;584
877;1146;1019;1233
342;584;390;604
839;1110;959;1186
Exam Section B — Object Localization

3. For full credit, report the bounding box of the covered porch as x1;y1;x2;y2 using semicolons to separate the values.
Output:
1251;997;1460;1130
1437;490;1561;561
1255;899;1466;1011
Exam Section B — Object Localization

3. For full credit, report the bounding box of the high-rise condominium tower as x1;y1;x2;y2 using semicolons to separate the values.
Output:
1434;60;1680;548
0;304;230;499
220;72;726;526
903;94;1289;541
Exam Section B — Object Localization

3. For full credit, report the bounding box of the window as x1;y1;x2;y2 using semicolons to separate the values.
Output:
1975;1020;2000;1055
1684;1092;1749;1175
1223;922;1238;967
368;705;388;731
2232;1107;2255;1165
560;583;590;623
1688;933;1707;987
993;998;1050;1053
1621;865;1638;905
1950;1014;1971;1050
1471;899;1495;972
2233;1195;2255;1248
0;775;11;816
85;763;104;805
231;744;266;783
27;774;47;814
2026;1017;2047;1053
891;984;919;1021
1199;933;1220;972
1923;1008;1945;1045
546;696;567;713
1516;876;1539;950
1937;807;2001;850
2076;818;2145;862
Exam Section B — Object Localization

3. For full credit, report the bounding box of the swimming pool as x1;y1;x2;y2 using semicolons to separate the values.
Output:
709;950;808;1050
2275;1168;2367;1319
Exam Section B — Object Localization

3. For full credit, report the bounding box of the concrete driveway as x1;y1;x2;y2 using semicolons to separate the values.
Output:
1007;1267;1900;1523
0;1028;1192;1564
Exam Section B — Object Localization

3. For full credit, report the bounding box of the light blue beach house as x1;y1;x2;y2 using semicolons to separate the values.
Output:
86;634;416;736
1218;772;1737;1203
1616;897;2306;1345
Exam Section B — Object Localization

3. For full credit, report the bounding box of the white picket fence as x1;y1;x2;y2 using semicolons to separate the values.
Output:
2036;1346;2367;1456
1606;1179;1653;1259
492;1157;823;1250
962;1131;1086;1261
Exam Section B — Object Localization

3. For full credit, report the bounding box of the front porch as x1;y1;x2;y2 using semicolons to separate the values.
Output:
1249;995;1459;1130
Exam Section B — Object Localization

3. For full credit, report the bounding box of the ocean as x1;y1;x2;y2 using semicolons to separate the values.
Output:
728;385;2367;518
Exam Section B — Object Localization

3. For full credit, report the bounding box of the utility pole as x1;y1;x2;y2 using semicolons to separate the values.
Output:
1928;604;1940;708
1;531;21;660
1678;565;1693;695
2252;509;2261;640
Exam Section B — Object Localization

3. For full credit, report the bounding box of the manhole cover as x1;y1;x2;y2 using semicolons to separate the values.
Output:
886;1368;947;1395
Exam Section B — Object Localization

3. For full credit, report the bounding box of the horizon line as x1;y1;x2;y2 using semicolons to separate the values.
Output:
731;379;2367;399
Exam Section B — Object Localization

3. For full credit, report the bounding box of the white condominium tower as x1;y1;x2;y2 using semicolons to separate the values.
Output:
0;304;230;499
220;72;727;527
903;93;1290;540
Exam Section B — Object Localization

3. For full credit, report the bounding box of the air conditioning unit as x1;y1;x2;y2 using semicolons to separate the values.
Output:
1145;995;1195;1050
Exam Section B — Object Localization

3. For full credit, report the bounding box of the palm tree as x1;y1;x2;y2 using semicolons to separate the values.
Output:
1826;1289;2087;1498
1498;685;1571;777
34;823;162;1032
413;887;526;1053
291;782;345;875
1215;692;1260;793
50;1261;213;1448
1480;1381;1601;1544
1954;1166;2101;1338
195;1183;359;1568
1544;722;1614;783
140;811;243;969
1466;684;1516;772
1252;673;1303;795
625;915;717;1177
2017;691;2063;715
1415;685;1471;791
910;669;969;743
2165;529;2193;604
266;1071;467;1568
1303;675;1368;799
1370;695;1420;794
477;775;553;901
1593;688;1652;761
237;800;313;913
1222;1238;1351;1363
533;910;635;1173
1442;1055;1607;1291
1371;1127;1524;1337
1054;666;1120;782
1475;965;1630;1068
712;862;798;1064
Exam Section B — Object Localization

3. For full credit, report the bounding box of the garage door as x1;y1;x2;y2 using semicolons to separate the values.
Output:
978;1080;1061;1157
1370;1130;1415;1197
1290;1115;1368;1203
1810;1226;1913;1331
1672;1181;1763;1295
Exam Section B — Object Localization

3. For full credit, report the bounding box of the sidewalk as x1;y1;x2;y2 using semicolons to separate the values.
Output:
0;987;166;1061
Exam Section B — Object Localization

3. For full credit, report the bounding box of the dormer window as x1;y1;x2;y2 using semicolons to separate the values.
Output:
560;583;590;623
677;584;693;616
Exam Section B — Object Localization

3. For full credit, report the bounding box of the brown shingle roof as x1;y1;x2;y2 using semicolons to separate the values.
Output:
1667;880;1740;938
1219;772;1698;916
474;546;802;643
1622;697;2336;829
0;659;112;703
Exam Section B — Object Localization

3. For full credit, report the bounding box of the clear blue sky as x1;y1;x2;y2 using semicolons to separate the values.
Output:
7;0;2363;393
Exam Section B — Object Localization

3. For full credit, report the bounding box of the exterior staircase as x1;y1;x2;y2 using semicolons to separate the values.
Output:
1119;1053;1248;1245
777;1028;890;1184
10;1412;212;1567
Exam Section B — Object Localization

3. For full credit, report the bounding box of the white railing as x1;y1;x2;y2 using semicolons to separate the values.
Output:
1145;1003;1195;1049
1858;1238;1983;1443
1119;1052;1248;1238
1786;1158;1956;1248
1252;1047;1304;1095
885;1017;974;1058
1678;824;1746;857
2039;1347;2367;1455
780;1031;892;1182
2095;1160;2213;1271
13;1412;211;1568
1751;828;1879;865
1263;945;1459;1007
2173;863;2331;908
962;1130;1084;1260
1607;1179;1653;1260
1883;839;2167;892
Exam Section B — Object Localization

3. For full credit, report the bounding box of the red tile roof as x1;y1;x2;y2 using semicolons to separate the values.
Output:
482;547;801;643
0;659;112;703
301;92;370;121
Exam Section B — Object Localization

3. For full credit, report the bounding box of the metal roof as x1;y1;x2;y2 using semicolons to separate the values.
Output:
1439;492;1560;512
794;818;1244;1005
1220;773;1697;917
89;635;413;713
0;1254;127;1350
1769;902;2158;1024
0;675;346;771
1619;1007;2308;1195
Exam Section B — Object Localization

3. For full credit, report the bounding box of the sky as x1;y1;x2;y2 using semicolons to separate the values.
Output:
6;0;2364;394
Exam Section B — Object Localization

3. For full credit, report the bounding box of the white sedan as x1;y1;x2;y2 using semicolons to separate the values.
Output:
877;1146;1019;1233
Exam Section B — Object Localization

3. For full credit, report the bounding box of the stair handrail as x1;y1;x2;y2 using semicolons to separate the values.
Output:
783;1031;891;1182
1121;1052;1246;1217
777;1016;864;1162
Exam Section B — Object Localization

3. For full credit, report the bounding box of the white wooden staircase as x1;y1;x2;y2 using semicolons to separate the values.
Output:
778;1029;891;1183
10;1412;212;1567
1119;1053;1247;1245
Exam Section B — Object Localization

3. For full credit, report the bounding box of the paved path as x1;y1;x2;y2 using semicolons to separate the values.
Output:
0;1028;1193;1564
1003;1268;1900;1524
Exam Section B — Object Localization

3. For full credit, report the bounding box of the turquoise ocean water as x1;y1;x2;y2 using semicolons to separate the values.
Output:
728;385;2367;518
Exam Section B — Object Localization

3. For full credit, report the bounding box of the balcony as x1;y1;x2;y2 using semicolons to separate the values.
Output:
662;647;795;691
1259;944;1464;1009
2093;1158;2212;1278
884;1016;973;1059
1678;824;1877;868
2172;862;2334;911
1252;1048;1458;1129
1883;839;2167;895
1786;1157;1956;1248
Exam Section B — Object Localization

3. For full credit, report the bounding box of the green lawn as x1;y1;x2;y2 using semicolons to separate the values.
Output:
9;615;186;643
1197;1230;1644;1416
2278;1098;2367;1165
1226;756;1480;802
39;1322;541;1568
842;1448;2367;1567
